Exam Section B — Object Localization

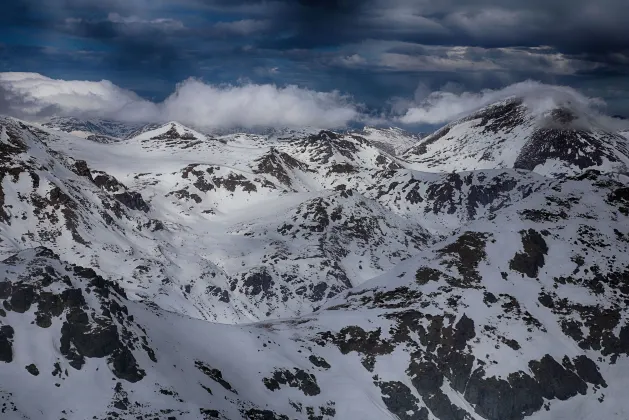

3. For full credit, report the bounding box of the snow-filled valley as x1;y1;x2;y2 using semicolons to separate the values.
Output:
1;97;629;420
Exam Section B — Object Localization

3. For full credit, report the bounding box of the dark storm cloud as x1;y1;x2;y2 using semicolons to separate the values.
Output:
0;0;628;115
4;0;628;70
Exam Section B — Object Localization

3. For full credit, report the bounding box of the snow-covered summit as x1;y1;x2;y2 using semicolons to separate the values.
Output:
403;97;629;177
130;121;208;142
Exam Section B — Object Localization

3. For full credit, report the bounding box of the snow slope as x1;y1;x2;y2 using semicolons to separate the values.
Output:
0;97;628;420
351;127;423;156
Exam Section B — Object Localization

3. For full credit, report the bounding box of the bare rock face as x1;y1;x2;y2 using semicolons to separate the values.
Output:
0;248;152;383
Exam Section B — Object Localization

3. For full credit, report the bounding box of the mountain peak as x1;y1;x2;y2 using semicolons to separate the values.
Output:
404;96;629;177
130;121;209;144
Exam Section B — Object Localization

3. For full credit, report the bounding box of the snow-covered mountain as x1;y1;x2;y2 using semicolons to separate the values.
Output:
352;126;423;156
403;97;629;177
1;96;628;420
42;116;152;142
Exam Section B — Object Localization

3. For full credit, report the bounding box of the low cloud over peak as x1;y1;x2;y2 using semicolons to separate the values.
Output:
3;72;626;132
0;72;360;129
397;80;610;126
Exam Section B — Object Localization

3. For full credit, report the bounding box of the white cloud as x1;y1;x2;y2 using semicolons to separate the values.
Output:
0;72;360;129
0;72;158;120
331;54;368;68
397;80;608;125
162;78;358;128
253;67;280;77
107;13;186;30
444;8;538;35
378;45;600;75
213;19;269;35
4;73;623;132
380;51;501;72
64;14;186;32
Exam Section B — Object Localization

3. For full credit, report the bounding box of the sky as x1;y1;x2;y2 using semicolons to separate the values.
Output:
0;0;628;129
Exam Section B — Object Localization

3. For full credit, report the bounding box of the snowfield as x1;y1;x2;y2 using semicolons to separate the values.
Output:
1;96;628;420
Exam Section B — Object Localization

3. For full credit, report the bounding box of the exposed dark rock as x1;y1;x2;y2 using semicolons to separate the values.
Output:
169;188;203;204
263;368;321;396
295;131;361;165
25;364;39;376
572;355;607;387
411;126;451;155
46;186;89;245
437;232;489;287
8;284;35;313
466;176;518;218
110;347;145;383
328;163;358;174
195;360;237;393
72;160;94;181
213;173;258;193
515;128;621;172
464;369;544;420
316;326;394;362
92;172;126;193
407;358;469;420
200;408;221;419
357;287;423;310
415;266;444;285
242;408;289;420
607;187;629;216
509;229;548;278
151;124;197;141
376;380;428;420
520;209;568;222
113;191;150;213
483;292;498;305
425;173;463;215
206;286;230;303
540;290;628;359
0;325;14;362
35;291;64;328
241;268;274;296
254;148;311;186
472;98;526;134
308;355;331;369
529;355;587;400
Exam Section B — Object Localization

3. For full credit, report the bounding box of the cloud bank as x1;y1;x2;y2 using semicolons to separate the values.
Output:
0;72;359;129
2;73;625;131
398;80;608;125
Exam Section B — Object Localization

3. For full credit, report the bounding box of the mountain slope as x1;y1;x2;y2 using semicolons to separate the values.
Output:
0;169;627;420
0;118;430;323
351;127;423;156
403;98;629;177
42;116;150;142
1;102;629;420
